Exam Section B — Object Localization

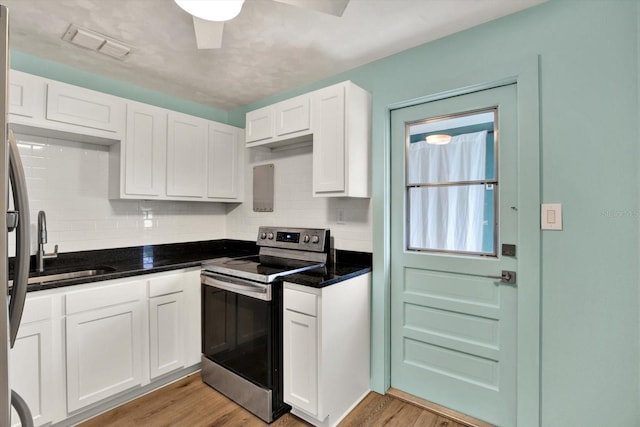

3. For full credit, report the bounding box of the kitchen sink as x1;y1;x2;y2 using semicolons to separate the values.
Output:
26;268;115;285
9;267;116;288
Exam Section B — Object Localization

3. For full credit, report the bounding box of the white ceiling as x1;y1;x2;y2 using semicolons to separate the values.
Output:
3;0;546;111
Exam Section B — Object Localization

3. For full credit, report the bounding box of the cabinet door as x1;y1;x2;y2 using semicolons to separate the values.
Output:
245;106;273;143
45;82;125;133
166;112;207;198
10;294;56;427
312;84;346;194
124;103;167;197
66;300;144;412
283;309;318;416
9;70;39;119
275;94;310;137
10;320;54;427
207;123;242;200
149;292;185;379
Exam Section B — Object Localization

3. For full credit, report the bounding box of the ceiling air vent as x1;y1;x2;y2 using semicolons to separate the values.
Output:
62;24;132;60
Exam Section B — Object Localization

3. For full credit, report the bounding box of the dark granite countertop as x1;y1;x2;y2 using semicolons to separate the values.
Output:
12;240;371;292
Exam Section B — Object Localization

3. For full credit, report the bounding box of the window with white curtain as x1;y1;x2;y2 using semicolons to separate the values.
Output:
406;109;497;256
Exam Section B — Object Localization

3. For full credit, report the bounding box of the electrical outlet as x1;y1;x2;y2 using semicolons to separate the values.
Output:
337;208;346;224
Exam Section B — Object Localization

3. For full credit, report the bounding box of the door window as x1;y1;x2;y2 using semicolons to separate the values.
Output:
405;109;498;256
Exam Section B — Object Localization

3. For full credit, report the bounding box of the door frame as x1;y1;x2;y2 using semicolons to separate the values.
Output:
373;55;541;427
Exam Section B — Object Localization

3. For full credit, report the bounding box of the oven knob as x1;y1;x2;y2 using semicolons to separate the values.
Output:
267;232;274;240
311;235;320;244
303;235;310;243
260;232;267;239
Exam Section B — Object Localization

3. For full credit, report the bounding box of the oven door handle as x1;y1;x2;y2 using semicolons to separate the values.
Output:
201;273;272;301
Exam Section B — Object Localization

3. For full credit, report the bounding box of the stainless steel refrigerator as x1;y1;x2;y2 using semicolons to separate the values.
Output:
0;4;34;426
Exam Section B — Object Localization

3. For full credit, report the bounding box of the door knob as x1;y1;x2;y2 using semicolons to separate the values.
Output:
487;270;516;284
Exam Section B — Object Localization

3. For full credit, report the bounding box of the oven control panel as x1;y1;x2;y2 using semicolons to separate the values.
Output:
257;227;329;252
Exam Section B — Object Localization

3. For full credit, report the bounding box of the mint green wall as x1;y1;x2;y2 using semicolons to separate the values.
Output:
10;51;228;123
231;1;638;425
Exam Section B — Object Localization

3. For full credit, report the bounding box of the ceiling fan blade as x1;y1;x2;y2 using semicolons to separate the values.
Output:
192;16;224;49
272;0;350;17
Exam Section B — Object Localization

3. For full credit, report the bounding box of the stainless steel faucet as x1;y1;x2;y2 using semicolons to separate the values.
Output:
36;210;58;272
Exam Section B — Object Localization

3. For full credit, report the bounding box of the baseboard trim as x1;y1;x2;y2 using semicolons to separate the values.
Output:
386;388;495;427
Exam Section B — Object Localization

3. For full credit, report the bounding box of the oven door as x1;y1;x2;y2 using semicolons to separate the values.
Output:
202;272;274;389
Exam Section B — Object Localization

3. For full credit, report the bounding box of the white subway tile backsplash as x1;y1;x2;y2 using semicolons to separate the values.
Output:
226;145;372;252
9;133;227;256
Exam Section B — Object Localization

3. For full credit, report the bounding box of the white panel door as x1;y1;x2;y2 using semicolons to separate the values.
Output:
275;94;310;137
8;70;39;119
207;123;241;199
166;112;207;198
245;106;273;143
124;103;166;197
10;321;54;427
390;85;519;426
149;292;185;379
283;309;318;416
45;82;124;133
312;84;345;194
66;301;144;412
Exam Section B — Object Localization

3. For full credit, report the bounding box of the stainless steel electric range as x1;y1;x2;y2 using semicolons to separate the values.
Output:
200;226;330;423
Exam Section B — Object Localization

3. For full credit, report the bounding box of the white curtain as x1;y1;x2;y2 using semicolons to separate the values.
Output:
407;130;487;252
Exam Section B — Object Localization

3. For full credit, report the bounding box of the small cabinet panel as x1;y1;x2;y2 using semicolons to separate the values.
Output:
283;309;318;416
10;295;55;427
208;123;243;200
246;106;273;143
45;82;125;134
124;102;167;197
275;94;310;137
166;112;207;198
9;70;39;119
149;292;185;379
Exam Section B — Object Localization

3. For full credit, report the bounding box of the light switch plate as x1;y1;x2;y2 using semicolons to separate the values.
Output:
541;203;562;230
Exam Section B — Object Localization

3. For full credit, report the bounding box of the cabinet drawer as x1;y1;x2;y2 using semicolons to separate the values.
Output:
65;280;146;315
149;273;184;297
285;288;317;317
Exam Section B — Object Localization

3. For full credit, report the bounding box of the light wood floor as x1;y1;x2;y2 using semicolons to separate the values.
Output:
78;374;473;427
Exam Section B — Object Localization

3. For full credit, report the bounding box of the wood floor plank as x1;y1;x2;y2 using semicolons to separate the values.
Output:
78;374;481;427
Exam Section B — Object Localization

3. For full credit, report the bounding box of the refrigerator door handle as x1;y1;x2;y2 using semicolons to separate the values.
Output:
8;129;30;348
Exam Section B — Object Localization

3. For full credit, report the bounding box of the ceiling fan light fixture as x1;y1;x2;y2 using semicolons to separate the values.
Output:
425;134;452;145
175;0;245;22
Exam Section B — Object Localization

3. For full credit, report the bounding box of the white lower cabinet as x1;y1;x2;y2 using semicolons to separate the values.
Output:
148;272;185;379
9;267;201;425
65;279;146;413
283;273;371;427
10;294;59;427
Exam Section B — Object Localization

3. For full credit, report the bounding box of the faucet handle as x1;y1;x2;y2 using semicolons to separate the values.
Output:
43;244;58;259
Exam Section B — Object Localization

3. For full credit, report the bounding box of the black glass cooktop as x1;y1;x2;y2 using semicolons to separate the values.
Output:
202;255;325;283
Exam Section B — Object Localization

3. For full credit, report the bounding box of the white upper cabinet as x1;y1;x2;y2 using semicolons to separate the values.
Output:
8;70;40;119
246;106;274;143
45;81;125;135
166;112;208;198
246;94;313;148
122;102;167;197
312;81;371;198
275;94;311;137
245;81;371;197
9;71;245;203
208;122;244;201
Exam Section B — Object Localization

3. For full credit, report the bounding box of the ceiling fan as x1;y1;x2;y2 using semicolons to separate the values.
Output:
175;0;351;49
